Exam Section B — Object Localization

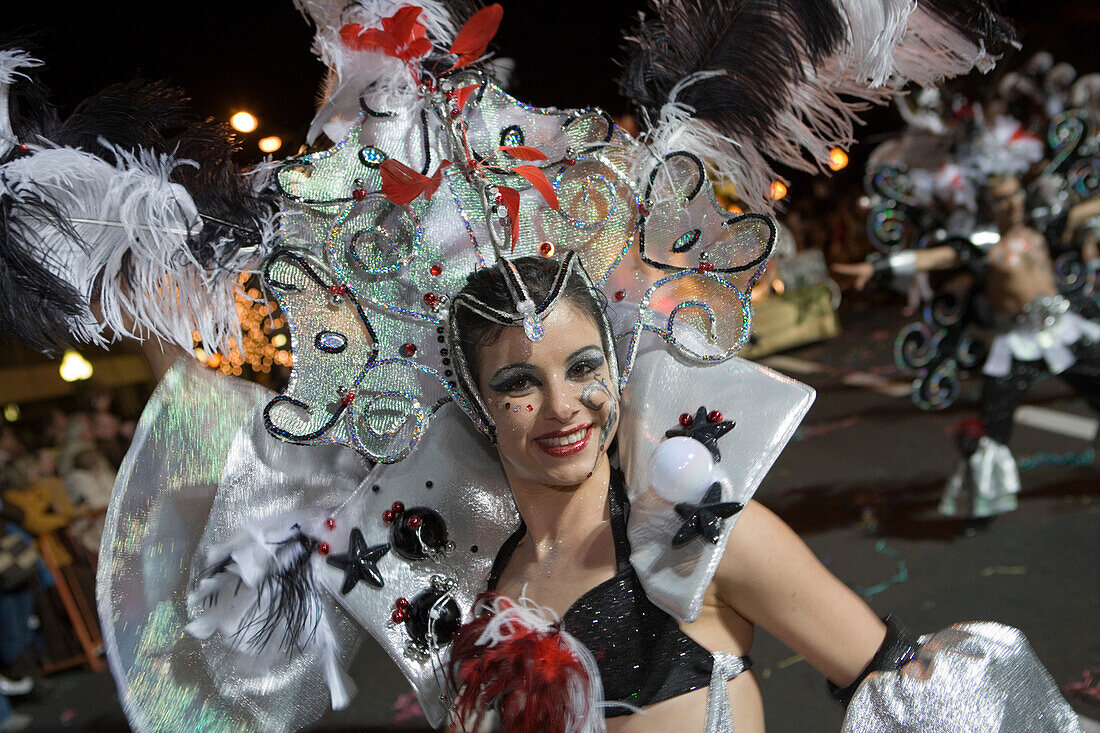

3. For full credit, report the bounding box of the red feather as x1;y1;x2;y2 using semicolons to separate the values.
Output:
339;6;432;62
498;186;521;246
514;165;560;210
454;84;479;112
500;145;548;161
449;4;504;69
449;593;595;733
380;159;445;205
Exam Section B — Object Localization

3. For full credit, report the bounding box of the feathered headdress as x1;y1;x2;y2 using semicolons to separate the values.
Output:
619;0;1016;212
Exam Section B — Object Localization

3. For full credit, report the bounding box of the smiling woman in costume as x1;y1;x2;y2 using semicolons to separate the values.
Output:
443;255;890;732
0;0;1083;732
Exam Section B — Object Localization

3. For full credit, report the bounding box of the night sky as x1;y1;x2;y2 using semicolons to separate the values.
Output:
1;1;1097;161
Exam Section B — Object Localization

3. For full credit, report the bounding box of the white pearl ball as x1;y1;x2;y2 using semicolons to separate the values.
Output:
647;437;714;504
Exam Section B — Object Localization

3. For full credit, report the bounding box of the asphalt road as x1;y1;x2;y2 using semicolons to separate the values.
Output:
13;301;1099;731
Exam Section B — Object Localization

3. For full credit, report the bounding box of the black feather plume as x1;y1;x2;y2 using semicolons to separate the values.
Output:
620;0;846;146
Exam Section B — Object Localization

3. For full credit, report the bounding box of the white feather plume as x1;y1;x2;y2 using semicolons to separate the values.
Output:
0;49;43;158
0;141;250;352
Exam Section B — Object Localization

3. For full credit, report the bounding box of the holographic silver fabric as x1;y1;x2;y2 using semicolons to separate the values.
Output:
705;652;750;733
320;401;519;728
618;333;815;622
98;359;368;732
267;76;774;462
842;622;1081;732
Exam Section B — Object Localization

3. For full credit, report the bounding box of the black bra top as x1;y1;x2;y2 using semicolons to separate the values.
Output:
486;469;751;716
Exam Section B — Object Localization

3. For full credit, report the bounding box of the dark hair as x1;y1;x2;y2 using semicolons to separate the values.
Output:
454;256;607;385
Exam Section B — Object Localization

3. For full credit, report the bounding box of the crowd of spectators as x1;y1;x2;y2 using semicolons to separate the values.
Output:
0;394;134;732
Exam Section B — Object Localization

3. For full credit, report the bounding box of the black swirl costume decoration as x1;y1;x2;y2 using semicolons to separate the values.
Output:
861;52;1100;518
0;4;1081;733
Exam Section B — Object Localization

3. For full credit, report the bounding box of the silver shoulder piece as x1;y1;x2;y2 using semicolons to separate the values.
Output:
321;402;519;727
617;336;815;622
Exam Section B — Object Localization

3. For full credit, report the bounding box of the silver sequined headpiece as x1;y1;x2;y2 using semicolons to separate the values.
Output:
447;251;622;442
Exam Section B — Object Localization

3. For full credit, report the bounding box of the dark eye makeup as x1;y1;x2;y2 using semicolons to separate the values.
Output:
487;345;605;394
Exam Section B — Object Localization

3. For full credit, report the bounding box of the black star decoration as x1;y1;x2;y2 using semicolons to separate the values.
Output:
665;406;735;461
672;482;744;547
326;528;390;594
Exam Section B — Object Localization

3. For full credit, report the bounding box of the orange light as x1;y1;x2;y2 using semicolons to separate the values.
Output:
258;136;283;153
726;203;744;214
230;112;258;133
770;181;788;200
828;147;849;172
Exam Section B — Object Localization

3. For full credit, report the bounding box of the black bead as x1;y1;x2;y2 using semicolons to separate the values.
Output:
444;370;453;377
405;589;461;646
441;358;450;365
437;335;445;343
425;481;434;488
390;507;449;561
470;545;478;553
371;484;381;493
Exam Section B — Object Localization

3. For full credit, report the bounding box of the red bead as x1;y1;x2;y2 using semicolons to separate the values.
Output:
538;241;554;256
402;343;417;357
17;144;29;153
325;518;336;530
382;509;394;524
407;515;422;530
708;410;723;423
698;262;714;272
340;392;356;406
450;108;461;119
504;402;510;410
391;609;408;623
494;194;504;204
318;542;330;555
526;405;533;411
423;292;441;308
614;290;626;301
639;204;650;216
430;263;443;277
564;158;575;166
352;188;367;201
391;501;405;514
329;284;347;295
679;412;694;427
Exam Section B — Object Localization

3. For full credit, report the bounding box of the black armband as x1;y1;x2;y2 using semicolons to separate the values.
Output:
827;615;921;706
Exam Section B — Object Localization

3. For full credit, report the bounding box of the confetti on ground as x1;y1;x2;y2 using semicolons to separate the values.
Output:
777;654;805;669
1064;668;1100;702
1018;448;1094;471
793;415;860;441
980;565;1027;577
853;539;909;598
392;692;424;723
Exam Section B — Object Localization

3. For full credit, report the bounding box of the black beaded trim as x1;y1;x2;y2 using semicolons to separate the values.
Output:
499;125;525;148
671;228;702;254
263;394;347;443
637;151;774;274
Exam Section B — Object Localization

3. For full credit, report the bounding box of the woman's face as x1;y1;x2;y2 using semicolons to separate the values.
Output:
474;301;617;488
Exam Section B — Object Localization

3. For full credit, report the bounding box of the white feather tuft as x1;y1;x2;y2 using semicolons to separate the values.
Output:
0;142;255;352
0;49;44;158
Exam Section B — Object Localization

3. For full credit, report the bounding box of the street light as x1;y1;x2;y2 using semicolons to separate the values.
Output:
259;136;283;153
828;147;849;171
230;111;258;133
59;349;93;382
